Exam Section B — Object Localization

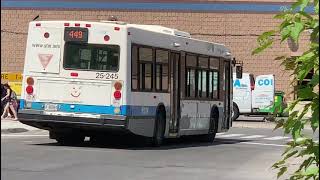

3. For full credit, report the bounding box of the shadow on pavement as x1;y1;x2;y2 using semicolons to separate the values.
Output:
32;135;252;150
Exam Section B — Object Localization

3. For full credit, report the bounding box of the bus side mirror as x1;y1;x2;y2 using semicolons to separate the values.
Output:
236;66;243;79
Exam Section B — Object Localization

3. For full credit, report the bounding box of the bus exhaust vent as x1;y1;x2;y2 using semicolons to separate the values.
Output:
174;30;191;38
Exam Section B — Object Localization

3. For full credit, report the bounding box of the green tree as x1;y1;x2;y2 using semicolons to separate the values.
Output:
252;0;319;179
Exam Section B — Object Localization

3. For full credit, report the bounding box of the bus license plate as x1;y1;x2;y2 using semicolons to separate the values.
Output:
44;104;58;111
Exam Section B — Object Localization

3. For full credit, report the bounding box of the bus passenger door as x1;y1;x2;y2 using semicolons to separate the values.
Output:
224;61;231;129
169;52;181;135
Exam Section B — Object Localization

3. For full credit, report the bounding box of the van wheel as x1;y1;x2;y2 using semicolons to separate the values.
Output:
152;111;165;147
232;103;240;121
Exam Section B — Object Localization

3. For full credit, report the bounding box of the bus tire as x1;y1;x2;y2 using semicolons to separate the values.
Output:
232;102;240;121
199;107;219;143
152;110;166;147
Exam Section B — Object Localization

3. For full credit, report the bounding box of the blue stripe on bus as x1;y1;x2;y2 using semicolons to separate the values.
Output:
20;100;160;116
1;1;315;13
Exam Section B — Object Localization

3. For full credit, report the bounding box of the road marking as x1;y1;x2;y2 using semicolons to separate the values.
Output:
216;133;225;135
263;136;290;140
240;142;288;147
216;134;244;138
239;135;265;139
22;140;33;143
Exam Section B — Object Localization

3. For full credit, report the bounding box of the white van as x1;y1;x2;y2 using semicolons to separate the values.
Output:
232;73;275;120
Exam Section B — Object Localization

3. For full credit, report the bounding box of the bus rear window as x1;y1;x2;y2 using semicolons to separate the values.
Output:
64;42;120;71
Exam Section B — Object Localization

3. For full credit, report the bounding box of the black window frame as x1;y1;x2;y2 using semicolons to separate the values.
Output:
197;55;209;99
210;57;220;100
155;48;169;92
131;43;225;100
131;44;169;93
185;53;198;98
138;46;153;91
184;53;221;101
63;41;120;72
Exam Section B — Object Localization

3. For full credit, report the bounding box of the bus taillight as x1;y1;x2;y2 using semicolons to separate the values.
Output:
64;23;70;26
114;91;121;100
26;86;34;94
26;77;34;94
86;24;91;27
114;81;122;90
114;27;120;31
26;77;34;85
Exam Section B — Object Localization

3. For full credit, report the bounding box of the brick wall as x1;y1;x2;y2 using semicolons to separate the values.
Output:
0;9;310;100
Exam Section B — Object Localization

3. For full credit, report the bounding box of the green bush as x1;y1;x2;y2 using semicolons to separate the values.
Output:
253;0;319;179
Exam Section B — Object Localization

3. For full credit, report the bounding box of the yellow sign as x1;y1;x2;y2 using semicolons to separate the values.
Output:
8;82;22;97
1;72;22;81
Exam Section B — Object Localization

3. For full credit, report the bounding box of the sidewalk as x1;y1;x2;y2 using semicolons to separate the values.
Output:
232;120;277;129
1;118;39;134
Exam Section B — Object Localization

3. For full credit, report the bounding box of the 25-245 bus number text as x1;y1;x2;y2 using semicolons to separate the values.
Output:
96;72;119;80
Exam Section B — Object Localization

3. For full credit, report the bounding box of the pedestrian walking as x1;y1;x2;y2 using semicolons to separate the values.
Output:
1;83;18;120
1;83;6;115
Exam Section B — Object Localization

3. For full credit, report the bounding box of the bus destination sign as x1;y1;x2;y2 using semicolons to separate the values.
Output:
64;27;88;42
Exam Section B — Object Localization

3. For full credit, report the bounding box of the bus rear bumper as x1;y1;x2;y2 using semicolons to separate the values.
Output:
17;109;127;132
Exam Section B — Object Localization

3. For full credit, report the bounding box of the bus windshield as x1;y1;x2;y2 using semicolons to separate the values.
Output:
63;42;120;72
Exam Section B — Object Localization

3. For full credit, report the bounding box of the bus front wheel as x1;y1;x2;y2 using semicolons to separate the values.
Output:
152;111;165;147
232;103;240;121
199;108;219;143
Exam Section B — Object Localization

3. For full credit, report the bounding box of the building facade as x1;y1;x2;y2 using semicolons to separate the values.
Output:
1;0;311;100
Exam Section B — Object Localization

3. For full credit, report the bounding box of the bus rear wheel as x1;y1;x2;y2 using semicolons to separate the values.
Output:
50;131;85;146
152;111;165;147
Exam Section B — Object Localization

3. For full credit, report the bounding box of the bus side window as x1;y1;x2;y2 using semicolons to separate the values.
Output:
186;54;197;97
210;57;219;99
139;47;153;90
132;45;138;90
155;49;169;91
198;56;209;98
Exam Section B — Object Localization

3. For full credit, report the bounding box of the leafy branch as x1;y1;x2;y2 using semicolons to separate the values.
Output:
253;0;319;179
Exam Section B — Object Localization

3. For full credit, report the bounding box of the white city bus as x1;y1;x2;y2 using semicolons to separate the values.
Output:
19;20;239;146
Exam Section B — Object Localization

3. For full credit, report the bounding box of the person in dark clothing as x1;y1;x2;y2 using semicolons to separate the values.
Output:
1;83;18;120
1;84;6;115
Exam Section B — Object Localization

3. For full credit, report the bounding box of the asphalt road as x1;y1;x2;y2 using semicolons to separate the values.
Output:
1;127;318;180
